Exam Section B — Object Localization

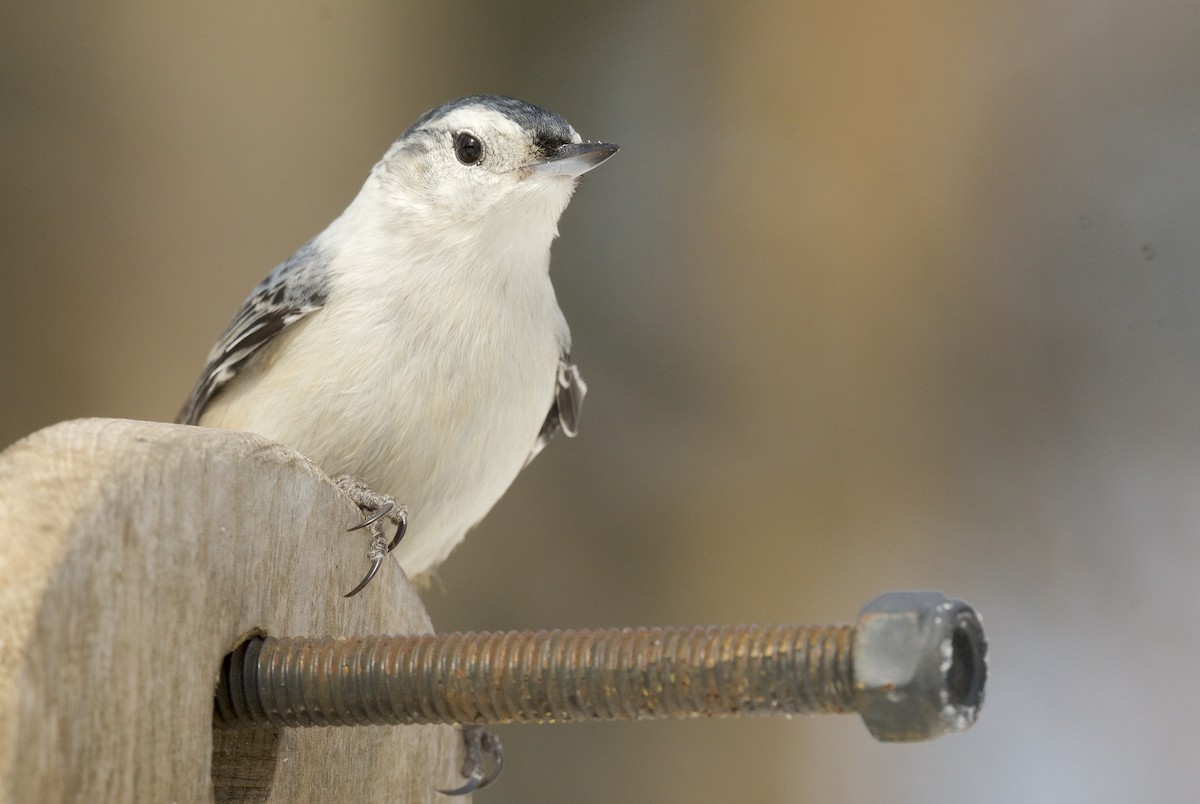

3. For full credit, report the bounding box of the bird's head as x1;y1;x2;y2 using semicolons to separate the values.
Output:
370;95;618;240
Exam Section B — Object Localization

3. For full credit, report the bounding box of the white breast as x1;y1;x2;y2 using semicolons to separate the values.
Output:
201;235;569;577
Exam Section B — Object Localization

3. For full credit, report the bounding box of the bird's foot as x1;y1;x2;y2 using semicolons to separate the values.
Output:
335;475;407;597
438;725;504;796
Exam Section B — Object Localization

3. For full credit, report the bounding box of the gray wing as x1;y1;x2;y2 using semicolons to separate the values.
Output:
177;242;331;425
528;357;586;463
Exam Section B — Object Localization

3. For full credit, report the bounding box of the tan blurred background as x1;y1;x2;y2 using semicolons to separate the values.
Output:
4;2;1199;801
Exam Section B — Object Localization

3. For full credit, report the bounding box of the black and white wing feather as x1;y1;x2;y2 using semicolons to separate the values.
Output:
177;242;331;425
529;357;586;463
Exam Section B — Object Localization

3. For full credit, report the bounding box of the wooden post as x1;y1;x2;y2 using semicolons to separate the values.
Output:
0;419;462;802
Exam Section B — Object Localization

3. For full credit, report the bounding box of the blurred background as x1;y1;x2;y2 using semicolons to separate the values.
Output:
3;2;1199;801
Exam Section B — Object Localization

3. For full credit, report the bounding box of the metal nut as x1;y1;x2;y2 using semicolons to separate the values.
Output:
852;591;987;741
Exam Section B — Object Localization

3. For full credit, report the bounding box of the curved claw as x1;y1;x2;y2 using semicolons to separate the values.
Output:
476;732;504;790
347;500;395;532
437;766;485;797
386;510;408;553
343;556;383;598
437;726;503;796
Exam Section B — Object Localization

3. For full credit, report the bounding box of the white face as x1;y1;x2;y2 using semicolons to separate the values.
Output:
377;104;585;228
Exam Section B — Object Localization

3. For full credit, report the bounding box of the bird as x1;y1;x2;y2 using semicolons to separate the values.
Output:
177;95;617;792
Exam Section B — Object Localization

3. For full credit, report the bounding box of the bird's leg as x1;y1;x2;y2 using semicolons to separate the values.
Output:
438;725;505;796
334;475;408;597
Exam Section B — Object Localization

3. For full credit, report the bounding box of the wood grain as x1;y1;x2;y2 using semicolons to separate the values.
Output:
0;419;461;802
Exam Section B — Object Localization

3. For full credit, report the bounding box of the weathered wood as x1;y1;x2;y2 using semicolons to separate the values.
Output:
0;418;462;802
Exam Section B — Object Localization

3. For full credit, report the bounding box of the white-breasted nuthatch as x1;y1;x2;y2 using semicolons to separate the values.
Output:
178;96;617;604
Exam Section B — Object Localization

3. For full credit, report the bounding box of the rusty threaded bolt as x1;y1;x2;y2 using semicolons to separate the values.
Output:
214;591;985;742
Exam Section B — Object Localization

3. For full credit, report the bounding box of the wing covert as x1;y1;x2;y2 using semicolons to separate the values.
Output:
177;241;330;425
528;357;586;463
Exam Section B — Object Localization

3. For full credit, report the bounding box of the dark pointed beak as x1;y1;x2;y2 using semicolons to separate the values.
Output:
532;142;619;177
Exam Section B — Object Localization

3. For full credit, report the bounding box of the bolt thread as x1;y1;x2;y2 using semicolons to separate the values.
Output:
215;624;855;729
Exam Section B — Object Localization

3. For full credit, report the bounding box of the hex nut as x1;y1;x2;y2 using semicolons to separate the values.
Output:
852;591;987;742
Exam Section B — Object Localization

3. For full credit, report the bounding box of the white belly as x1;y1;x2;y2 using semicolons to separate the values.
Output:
200;274;566;577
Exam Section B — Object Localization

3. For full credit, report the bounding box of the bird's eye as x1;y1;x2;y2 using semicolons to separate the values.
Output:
454;131;483;165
